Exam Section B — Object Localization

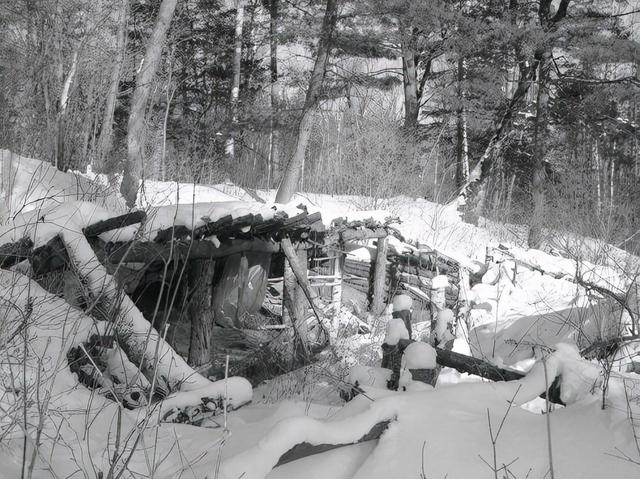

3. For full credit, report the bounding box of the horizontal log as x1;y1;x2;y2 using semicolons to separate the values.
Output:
395;339;563;404
341;228;388;241
192;214;233;239
83;211;147;237
105;238;280;264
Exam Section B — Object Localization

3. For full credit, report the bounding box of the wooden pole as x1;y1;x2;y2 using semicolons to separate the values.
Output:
371;236;388;316
282;240;310;361
187;259;215;368
280;237;326;327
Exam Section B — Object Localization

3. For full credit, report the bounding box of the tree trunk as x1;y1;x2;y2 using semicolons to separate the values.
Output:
527;52;550;249
400;26;419;129
268;0;281;188
55;49;79;172
275;0;338;204
455;56;469;188
96;0;129;172
188;259;215;367
282;243;310;362
225;0;246;163
122;0;179;208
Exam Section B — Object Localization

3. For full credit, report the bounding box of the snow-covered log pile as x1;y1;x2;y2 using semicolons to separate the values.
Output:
0;200;254;406
341;234;467;311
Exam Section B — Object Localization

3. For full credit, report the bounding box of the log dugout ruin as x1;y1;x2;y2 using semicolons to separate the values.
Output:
0;202;329;386
331;217;463;328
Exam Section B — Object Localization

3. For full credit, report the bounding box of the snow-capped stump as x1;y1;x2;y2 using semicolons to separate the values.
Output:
402;341;437;386
391;293;413;339
402;341;437;370
381;317;410;389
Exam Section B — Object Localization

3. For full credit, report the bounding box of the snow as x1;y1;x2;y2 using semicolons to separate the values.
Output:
434;308;455;344
402;342;437;370
391;294;412;312
217;345;639;479
431;274;449;290
0;149;125;217
384;318;410;345
347;366;392;389
2;155;640;479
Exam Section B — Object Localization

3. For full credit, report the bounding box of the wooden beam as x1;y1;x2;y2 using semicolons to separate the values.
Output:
370;237;389;316
281;237;327;336
106;238;280;264
83;211;147;237
191;214;233;239
340;228;388;241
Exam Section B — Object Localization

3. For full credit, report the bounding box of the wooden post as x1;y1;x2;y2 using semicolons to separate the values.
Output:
188;259;216;368
331;245;345;335
425;276;449;385
371;236;388;316
282;241;310;361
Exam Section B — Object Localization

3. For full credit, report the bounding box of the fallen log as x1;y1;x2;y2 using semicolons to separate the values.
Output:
388;339;564;404
82;211;147;237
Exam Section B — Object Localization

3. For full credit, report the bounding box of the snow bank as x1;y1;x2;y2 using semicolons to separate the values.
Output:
0;150;124;217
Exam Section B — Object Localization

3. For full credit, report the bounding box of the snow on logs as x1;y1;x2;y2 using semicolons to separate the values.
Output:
381;337;565;405
0;202;312;415
0;201;321;274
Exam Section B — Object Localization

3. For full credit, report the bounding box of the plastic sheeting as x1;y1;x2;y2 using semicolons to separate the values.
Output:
213;252;271;328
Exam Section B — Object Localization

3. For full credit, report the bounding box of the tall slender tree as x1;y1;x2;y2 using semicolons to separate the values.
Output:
122;0;179;208
275;0;339;203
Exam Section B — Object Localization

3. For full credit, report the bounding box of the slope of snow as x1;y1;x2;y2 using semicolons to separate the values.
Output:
0;150;125;217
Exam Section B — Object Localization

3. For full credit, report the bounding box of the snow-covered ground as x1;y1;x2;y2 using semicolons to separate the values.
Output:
0;154;639;478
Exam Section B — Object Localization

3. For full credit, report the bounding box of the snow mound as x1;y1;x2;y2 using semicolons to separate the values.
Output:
392;294;412;312
384;318;410;345
402;342;436;370
0;150;124;217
